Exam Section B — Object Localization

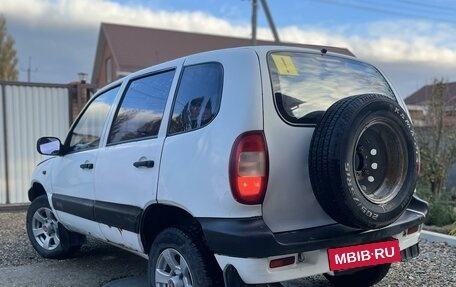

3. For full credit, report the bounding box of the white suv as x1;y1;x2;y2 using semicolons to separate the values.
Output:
27;46;428;287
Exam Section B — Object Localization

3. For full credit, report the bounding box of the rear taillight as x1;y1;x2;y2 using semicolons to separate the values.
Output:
229;131;269;205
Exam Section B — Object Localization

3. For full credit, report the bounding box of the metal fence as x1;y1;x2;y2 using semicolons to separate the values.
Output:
0;82;72;204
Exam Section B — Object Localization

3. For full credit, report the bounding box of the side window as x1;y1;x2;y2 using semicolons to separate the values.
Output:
168;63;223;135
67;86;119;153
108;70;175;144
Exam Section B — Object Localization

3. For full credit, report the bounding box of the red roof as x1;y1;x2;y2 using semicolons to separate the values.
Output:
92;23;355;85
405;82;456;106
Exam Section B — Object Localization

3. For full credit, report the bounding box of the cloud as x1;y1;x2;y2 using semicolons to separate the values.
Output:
348;20;456;65
4;0;456;66
2;0;456;96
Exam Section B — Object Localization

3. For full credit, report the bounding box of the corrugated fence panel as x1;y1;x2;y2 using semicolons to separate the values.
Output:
0;87;6;204
5;85;69;203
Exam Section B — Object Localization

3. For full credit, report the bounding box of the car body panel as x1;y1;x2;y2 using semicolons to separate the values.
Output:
50;150;104;238
94;60;184;251
158;48;263;218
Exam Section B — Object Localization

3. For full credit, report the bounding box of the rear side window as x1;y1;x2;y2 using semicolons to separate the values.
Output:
108;70;175;144
268;52;394;125
168;63;223;135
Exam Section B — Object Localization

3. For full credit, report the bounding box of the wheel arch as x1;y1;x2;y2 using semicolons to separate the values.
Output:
28;182;47;202
140;204;203;254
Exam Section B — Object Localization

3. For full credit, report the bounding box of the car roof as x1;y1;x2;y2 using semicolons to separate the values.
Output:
95;45;359;95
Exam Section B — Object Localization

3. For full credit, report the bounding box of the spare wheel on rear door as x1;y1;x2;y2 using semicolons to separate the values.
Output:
309;94;419;229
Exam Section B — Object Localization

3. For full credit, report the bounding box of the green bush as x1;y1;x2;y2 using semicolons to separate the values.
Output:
450;223;456;236
425;201;456;226
416;183;456;227
416;184;432;201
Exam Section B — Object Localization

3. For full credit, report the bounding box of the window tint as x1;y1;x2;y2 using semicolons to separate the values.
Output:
168;63;223;135
108;70;175;144
268;52;394;125
68;86;119;152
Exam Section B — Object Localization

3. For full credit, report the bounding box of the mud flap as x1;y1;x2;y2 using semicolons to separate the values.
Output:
223;265;283;287
401;243;420;261
223;265;249;287
58;222;86;248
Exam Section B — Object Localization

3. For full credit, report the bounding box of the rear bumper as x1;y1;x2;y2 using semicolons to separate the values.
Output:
222;243;420;286
198;196;428;258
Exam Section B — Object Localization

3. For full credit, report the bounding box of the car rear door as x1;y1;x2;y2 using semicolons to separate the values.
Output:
258;49;398;233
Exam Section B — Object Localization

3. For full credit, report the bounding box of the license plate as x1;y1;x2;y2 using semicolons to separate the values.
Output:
328;240;401;271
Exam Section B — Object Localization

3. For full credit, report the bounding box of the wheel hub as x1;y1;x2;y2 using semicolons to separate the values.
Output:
42;222;55;235
355;143;380;193
168;276;183;287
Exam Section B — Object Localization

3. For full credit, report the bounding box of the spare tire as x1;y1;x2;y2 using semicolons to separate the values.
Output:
309;94;418;229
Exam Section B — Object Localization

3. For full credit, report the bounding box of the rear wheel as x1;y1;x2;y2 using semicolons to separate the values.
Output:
148;226;223;287
324;264;391;286
26;195;83;259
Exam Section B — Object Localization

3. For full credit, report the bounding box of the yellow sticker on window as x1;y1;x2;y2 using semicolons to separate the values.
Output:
271;55;299;76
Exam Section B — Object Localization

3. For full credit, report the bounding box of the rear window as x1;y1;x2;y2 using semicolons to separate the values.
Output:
268;52;394;125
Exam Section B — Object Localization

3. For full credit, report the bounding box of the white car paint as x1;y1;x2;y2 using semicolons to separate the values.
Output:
158;49;264;218
50;150;104;238
28;46;425;285
214;230;420;284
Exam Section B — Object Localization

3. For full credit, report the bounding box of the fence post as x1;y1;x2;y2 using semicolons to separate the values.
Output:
1;83;10;204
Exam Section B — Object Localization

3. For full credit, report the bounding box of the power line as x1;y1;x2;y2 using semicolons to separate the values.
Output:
398;0;456;12
316;0;456;23
370;0;456;14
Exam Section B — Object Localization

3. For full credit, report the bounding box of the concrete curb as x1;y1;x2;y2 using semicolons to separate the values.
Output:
0;203;29;212
421;230;456;246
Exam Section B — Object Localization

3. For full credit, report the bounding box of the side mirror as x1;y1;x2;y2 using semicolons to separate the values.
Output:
37;137;62;156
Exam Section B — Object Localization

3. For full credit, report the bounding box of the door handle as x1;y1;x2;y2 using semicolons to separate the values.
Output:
133;160;154;168
80;163;94;169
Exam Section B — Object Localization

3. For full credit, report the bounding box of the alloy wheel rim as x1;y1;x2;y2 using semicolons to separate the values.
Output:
155;248;193;287
32;207;60;250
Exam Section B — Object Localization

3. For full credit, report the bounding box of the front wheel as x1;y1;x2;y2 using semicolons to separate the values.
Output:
148;227;222;287
26;195;83;259
324;264;391;286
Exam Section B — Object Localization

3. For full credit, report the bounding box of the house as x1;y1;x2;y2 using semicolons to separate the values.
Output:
91;23;355;88
405;82;456;127
405;81;456;106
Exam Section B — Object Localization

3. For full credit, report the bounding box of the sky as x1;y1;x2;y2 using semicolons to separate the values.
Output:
2;0;456;98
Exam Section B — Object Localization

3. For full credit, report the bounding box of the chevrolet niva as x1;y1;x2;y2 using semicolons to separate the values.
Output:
26;46;428;287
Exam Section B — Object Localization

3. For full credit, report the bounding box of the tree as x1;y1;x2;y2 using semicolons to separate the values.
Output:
418;79;456;197
0;15;18;81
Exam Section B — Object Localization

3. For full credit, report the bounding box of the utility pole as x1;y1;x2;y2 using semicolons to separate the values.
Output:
260;0;280;43
22;56;37;82
251;0;280;45
252;0;258;45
